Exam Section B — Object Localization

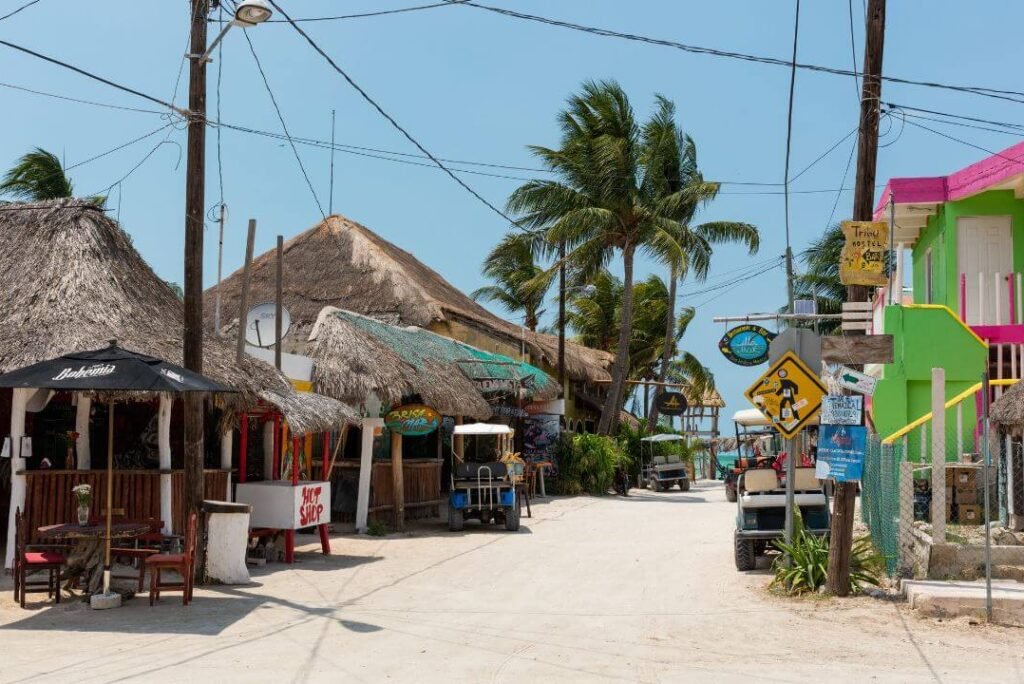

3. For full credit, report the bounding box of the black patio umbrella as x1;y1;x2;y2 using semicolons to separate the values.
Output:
0;341;233;596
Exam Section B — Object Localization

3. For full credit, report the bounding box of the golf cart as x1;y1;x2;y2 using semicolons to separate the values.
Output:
448;423;522;532
725;408;813;502
733;466;830;571
639;434;691;492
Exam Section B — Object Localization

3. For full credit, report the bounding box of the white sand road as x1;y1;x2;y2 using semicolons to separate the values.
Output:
0;481;1021;682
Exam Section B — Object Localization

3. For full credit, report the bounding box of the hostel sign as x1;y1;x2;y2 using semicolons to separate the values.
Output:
839;220;888;286
744;351;826;439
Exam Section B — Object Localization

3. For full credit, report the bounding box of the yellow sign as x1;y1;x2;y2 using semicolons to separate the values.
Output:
839;220;888;286
744;351;827;439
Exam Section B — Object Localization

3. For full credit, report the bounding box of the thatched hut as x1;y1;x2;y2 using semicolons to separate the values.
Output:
0;200;354;558
991;382;1024;432
206;215;614;386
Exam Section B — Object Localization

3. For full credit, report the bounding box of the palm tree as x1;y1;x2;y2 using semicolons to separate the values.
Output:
471;232;548;331
564;270;621;352
508;81;688;434
0;148;104;205
640;97;758;426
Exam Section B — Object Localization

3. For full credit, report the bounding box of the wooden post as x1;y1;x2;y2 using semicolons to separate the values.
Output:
221;429;233;501
931;368;947;543
272;414;282;481
828;0;886;597
899;460;913;573
391;431;404;531
236;219;257;363
239;414;249;484
454;415;464;460
262;419;274;481
158;394;173;534
292;436;301;485
304;433;313;480
75;393;92;469
319;431;332;554
182;0;209;577
355;418;381;532
3;388;30;570
275;235;284;370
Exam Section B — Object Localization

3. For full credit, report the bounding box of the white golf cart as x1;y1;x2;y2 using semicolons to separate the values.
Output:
448;423;522;532
639;434;691;492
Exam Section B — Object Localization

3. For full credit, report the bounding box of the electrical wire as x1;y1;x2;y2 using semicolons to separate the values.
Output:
451;1;1024;106
88;127;181;200
787;125;858;184
0;81;167;115
782;0;801;312
847;0;860;99
243;1;468;22
0;40;186;115
215;3;226;212
0;0;41;22
900;117;1024;166
243;30;326;219
690;261;785;309
266;0;531;232
883;102;1024;133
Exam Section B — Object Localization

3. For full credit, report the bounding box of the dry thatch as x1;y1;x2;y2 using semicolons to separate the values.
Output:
259;389;358;434
685;386;725;409
206;215;613;383
309;309;492;419
991;381;1024;426
0;199;353;424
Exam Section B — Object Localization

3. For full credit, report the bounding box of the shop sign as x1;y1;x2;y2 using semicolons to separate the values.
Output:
525;399;565;416
492;405;528;419
820;395;864;426
384;404;441;436
473;377;517;392
655;391;688;416
719;325;775;366
839;220;888;286
816;425;867;482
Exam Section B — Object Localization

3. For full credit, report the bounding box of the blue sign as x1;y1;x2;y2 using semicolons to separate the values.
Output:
816;425;867;482
719;325;775;366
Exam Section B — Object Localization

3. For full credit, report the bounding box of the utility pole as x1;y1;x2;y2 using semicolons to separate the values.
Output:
329;109;336;216
183;0;209;561
214;202;226;335
827;0;886;597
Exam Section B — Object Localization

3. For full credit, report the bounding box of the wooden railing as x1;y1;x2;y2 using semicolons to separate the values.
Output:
368;459;443;519
24;469;229;542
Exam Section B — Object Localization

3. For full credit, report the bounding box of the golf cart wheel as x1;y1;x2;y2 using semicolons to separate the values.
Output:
504;496;521;532
448;504;464;532
725;486;737;503
649;476;660;492
734;533;756;571
679;479;691;492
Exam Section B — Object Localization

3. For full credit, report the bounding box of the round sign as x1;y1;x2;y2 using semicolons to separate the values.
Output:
719;324;775;366
655;391;688;417
384;404;441;436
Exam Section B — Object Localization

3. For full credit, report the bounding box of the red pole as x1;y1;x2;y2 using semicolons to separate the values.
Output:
292;436;300;485
319;432;331;555
239;413;248;483
272;414;281;481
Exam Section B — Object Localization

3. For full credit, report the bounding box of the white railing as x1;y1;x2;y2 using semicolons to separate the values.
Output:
960;271;1022;326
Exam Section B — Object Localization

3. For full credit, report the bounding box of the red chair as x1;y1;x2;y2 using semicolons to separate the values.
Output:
145;512;198;606
13;508;67;608
111;519;164;593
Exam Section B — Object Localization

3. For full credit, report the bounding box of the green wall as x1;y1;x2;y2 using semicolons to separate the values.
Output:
910;190;1024;309
874;305;986;445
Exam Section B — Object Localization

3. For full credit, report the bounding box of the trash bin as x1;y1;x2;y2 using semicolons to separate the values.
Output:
203;500;252;584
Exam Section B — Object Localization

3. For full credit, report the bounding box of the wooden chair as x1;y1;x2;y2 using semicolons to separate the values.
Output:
13;508;66;608
111;519;164;593
145;512;198;606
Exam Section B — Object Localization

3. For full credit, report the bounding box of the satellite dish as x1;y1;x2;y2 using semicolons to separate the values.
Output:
245;303;291;348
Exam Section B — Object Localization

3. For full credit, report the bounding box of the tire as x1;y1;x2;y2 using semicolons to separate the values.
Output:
504;496;521;531
679;479;691;492
726;485;738;503
734;533;756;571
649;476;660;492
448;504;464;532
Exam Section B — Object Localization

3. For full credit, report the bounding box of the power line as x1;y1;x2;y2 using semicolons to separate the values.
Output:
691;261;785;309
243;30;326;219
788;125;858;184
0;81;166;114
0;39;186;115
0;0;41;22
782;0;801;312
900;117;1024;166
452;1;1024;105
88;127;181;200
883;102;1024;132
847;0;860;99
266;0;529;231
238;1;468;22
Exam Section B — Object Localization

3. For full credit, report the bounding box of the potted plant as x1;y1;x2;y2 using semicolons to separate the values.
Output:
72;483;92;525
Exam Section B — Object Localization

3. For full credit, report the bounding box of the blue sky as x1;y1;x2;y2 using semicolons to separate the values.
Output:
3;1;1024;430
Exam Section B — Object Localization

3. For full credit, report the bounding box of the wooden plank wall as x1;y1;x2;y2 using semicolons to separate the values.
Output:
24;470;228;542
369;459;442;513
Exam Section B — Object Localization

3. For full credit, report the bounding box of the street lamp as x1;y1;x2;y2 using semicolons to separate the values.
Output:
200;0;272;62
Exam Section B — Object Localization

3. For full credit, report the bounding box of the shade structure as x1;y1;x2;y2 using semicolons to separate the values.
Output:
0;341;234;598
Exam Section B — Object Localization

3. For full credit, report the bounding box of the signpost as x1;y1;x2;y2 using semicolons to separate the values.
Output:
744;351;826;439
821;395;864;426
840;220;888;286
815;425;867;482
719;324;775;366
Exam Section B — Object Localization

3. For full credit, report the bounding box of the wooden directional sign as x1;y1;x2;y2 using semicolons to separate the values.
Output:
835;365;878;396
821;335;894;365
744;351;827;439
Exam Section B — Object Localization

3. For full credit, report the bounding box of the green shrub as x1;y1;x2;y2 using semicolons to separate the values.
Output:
366;520;390;537
556;433;624;495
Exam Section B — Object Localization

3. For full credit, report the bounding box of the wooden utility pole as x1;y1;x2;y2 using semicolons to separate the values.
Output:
275;235;284;370
183;0;209;571
827;0;886;597
235;219;257;364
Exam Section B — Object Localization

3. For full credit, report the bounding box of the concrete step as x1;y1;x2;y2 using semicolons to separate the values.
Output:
992;565;1024;583
903;579;1024;626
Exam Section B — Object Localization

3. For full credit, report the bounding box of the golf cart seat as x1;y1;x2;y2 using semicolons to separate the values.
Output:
739;466;826;508
793;467;821;492
666;453;682;464
651;456;667;466
742;468;779;493
454;462;508;480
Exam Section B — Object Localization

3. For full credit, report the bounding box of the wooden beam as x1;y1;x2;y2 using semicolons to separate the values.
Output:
391;432;404;531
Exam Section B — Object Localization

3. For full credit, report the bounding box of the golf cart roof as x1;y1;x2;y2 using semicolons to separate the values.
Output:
453;423;513;436
732;407;818;427
640;433;686;443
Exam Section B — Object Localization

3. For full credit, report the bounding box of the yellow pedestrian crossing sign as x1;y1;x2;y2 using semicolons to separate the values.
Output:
744;351;827;439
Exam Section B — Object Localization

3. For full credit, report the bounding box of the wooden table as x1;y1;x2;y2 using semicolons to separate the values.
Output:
37;522;150;595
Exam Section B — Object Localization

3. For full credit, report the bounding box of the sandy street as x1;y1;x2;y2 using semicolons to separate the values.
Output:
1;481;1021;683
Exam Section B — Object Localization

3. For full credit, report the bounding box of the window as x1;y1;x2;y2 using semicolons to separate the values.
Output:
924;248;933;305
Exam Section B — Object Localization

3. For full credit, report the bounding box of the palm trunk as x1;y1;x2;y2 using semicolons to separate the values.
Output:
598;243;636;435
648;264;677;427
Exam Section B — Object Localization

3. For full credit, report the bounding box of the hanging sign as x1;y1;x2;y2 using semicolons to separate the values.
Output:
833;365;878;396
815;425;867;482
655;391;688;416
744;351;827;439
384;404;441;436
820;395;864;426
839;220;888;286
719;325;775;366
473;377;517;392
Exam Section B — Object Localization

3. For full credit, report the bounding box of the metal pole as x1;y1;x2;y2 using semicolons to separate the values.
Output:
887;194;896;304
784;437;796;552
982;372;994;622
214;203;226;335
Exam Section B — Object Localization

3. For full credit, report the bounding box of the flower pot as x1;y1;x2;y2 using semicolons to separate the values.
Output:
77;505;90;526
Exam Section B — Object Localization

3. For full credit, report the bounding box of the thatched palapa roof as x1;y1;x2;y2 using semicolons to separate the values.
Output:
206;215;613;383
309;308;559;419
0;199;355;429
991;381;1024;426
